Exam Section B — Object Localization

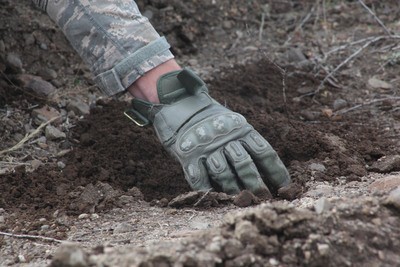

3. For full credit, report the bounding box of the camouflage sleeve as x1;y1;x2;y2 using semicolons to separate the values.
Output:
32;0;174;96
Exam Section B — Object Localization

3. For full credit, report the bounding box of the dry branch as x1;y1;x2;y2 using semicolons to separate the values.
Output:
335;97;400;115
0;231;64;243
0;116;60;156
313;35;400;96
357;0;393;36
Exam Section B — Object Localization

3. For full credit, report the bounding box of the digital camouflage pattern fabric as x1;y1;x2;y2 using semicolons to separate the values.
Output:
32;0;174;96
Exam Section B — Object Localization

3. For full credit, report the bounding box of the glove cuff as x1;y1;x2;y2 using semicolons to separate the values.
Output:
124;68;215;143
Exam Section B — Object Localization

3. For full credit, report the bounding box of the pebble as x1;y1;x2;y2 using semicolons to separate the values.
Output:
45;125;66;140
369;155;400;173
0;215;5;224
91;214;100;220
78;213;90;220
17;255;26;263
32;105;62;125
0;40;5;52
314;197;332;214
50;243;89;267
287;47;307;63
369;175;400;193
333;98;348;111
67;98;90;115
6;53;23;71
309;163;326;172
38;68;58;80
31;159;42;170
233;190;258;207
57;161;66;169
317;243;330;255
41;225;50;231
368;77;393;90
113;222;135;234
23;33;35;46
18;74;56;97
189;217;211;230
385;186;400;210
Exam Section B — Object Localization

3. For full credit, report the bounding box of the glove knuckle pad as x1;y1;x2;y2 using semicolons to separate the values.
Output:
177;113;245;153
225;141;248;162
245;131;274;155
207;151;227;174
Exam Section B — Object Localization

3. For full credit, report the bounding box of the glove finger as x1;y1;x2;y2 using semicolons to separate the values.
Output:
183;159;213;192
224;141;272;198
206;149;240;195
241;131;290;191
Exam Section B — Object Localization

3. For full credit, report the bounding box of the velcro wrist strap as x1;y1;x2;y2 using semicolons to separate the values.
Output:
154;93;213;143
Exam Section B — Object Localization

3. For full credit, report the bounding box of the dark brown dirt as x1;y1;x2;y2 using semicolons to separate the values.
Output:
1;60;398;221
1;0;400;266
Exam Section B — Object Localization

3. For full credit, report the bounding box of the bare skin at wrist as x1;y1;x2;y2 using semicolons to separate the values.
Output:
127;59;181;103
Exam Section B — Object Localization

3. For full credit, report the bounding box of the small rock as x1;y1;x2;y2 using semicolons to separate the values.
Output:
314;197;331;214
91;214;100;220
38;68;58;81
233;190;258;207
39;218;47;222
78;214;89;220
370;155;400;173
113;222;135;234
305;185;333;198
0;40;5;52
18;74;56;97
369;175;400;192
278;183;302;200
384;186;400;210
40;43;48;50
41;225;50;231
317;243;330;256
6;53;23;72
45;125;64;140
67;98;90;115
189;217;211;230
50;243;89;267
57;161;66;169
309;163;326;172
287;47;307;63
0;215;5;224
17;255;26;263
45;125;66;140
24;33;35;46
333;98;348;111
368;77;393;89
118;195;134;205
32;105;62;125
31;159;42;170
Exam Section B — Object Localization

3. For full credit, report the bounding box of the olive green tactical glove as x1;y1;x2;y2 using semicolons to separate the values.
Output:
126;69;290;196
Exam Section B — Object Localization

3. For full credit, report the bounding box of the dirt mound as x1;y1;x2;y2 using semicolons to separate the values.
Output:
1;60;398;221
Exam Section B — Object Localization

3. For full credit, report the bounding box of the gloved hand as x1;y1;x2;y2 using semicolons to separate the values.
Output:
125;68;290;197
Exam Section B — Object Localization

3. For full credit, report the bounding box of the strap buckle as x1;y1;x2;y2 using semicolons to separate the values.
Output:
124;109;150;127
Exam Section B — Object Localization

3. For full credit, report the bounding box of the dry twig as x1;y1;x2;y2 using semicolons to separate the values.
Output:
0;231;64;243
193;189;212;207
313;35;400;96
0;116;60;156
334;97;400;115
357;0;393;36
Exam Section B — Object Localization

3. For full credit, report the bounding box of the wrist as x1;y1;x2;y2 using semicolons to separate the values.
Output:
127;59;181;103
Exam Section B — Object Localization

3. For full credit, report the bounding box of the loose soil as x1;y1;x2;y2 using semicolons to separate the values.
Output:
1;0;400;266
